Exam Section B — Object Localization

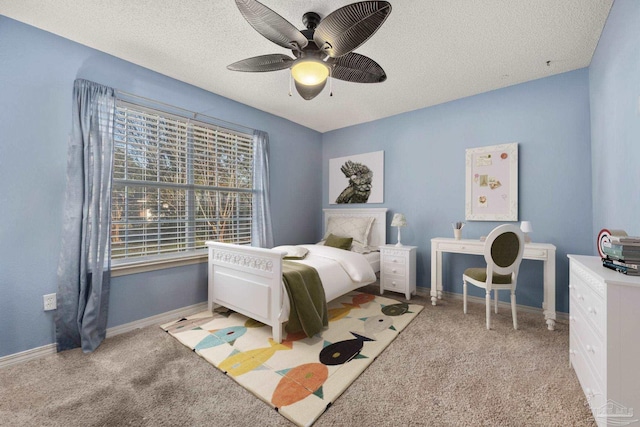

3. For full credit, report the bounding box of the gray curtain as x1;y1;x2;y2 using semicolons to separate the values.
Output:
55;79;115;353
251;130;274;248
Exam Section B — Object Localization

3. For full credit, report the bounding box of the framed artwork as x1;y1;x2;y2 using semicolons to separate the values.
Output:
465;143;518;221
329;150;384;204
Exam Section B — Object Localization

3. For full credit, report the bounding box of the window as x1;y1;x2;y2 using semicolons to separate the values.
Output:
111;101;254;263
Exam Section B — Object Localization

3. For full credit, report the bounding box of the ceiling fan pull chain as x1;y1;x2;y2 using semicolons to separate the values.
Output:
329;67;333;97
288;70;293;97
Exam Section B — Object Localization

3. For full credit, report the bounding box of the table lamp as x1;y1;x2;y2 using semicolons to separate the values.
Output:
391;213;407;247
520;221;533;243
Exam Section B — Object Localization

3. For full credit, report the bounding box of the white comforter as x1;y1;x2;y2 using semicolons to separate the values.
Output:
279;244;376;319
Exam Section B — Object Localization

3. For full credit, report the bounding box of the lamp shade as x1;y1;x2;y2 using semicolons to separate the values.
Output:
391;213;407;227
520;221;533;233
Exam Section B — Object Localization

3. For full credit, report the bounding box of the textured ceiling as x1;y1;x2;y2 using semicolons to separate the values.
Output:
0;0;613;133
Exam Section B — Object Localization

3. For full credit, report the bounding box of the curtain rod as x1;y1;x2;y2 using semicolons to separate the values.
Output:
115;89;256;134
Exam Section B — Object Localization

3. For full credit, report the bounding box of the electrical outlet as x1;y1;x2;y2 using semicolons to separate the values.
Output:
43;293;57;311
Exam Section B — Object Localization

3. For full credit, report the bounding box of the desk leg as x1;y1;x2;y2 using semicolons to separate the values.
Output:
430;248;441;306
542;250;557;331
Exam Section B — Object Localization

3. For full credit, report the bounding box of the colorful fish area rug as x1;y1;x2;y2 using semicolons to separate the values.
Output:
161;291;423;426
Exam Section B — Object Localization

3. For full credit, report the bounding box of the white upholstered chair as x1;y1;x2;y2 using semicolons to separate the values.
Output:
462;224;525;330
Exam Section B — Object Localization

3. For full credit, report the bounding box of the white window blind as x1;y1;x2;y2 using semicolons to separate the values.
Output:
111;101;254;261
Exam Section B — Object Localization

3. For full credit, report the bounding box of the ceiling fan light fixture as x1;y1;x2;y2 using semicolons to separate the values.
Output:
291;60;329;86
229;0;392;99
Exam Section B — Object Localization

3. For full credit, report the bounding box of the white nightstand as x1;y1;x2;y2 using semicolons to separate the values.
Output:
379;245;417;300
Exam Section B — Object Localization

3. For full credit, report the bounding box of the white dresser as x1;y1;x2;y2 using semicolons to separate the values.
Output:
379;245;417;300
568;255;640;427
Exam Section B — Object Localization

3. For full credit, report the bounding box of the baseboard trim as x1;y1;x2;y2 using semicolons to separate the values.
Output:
415;286;568;322
105;302;208;338
0;302;209;369
0;344;58;369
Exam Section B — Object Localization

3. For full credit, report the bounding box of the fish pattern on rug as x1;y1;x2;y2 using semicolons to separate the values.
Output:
161;291;423;427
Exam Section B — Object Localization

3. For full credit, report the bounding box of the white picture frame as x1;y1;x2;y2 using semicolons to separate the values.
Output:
329;150;384;204
465;143;518;221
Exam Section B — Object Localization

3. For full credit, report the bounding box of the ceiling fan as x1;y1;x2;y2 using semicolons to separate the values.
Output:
227;0;392;100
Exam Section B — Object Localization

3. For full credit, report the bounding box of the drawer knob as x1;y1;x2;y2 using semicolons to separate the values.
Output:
391;281;397;287
392;259;398;263
392;268;397;273
586;345;595;354
588;307;596;315
577;294;584;301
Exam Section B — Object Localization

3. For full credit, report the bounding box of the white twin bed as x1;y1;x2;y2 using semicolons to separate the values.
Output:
205;208;387;343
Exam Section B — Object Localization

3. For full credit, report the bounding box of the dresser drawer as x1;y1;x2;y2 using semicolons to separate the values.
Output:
382;274;407;291
570;277;605;337
570;330;606;415
570;302;605;384
383;262;406;276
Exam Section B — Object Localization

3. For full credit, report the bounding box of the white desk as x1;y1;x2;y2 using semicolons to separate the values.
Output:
430;237;557;330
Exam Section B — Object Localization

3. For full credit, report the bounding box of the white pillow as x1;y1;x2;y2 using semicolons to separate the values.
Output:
272;245;309;260
350;241;377;254
323;216;375;246
317;239;376;254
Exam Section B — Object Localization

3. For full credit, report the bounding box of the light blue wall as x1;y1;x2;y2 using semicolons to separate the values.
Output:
0;17;322;358
589;0;640;238
322;69;593;314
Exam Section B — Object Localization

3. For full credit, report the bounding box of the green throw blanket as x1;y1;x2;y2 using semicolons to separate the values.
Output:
282;261;328;338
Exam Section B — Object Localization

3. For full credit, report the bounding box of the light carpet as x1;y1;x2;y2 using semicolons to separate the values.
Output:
161;291;423;426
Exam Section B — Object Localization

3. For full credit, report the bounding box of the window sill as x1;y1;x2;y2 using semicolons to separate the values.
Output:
111;251;208;277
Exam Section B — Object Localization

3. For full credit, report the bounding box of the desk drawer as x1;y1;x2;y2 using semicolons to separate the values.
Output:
522;248;548;259
437;242;482;253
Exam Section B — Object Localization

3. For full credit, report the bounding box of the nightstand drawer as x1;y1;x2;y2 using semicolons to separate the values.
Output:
382;274;407;290
383;262;406;276
381;254;406;265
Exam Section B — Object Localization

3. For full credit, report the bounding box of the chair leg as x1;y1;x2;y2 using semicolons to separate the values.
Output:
494;289;498;313
485;290;491;330
511;291;518;330
463;280;468;314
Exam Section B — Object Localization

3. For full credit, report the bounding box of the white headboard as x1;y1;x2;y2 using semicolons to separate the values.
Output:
323;208;388;248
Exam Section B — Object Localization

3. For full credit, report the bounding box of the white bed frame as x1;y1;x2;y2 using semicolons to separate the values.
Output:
206;208;387;343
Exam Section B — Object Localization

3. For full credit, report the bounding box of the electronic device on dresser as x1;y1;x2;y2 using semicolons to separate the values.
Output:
568;255;640;427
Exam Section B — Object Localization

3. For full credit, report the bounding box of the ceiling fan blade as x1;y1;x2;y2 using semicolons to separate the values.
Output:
235;0;308;51
227;54;294;72
313;1;391;58
331;52;386;83
295;80;326;100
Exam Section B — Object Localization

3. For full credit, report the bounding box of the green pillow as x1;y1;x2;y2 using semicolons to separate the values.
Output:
324;234;353;251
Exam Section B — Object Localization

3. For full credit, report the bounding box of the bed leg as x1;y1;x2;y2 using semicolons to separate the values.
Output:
273;324;283;344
